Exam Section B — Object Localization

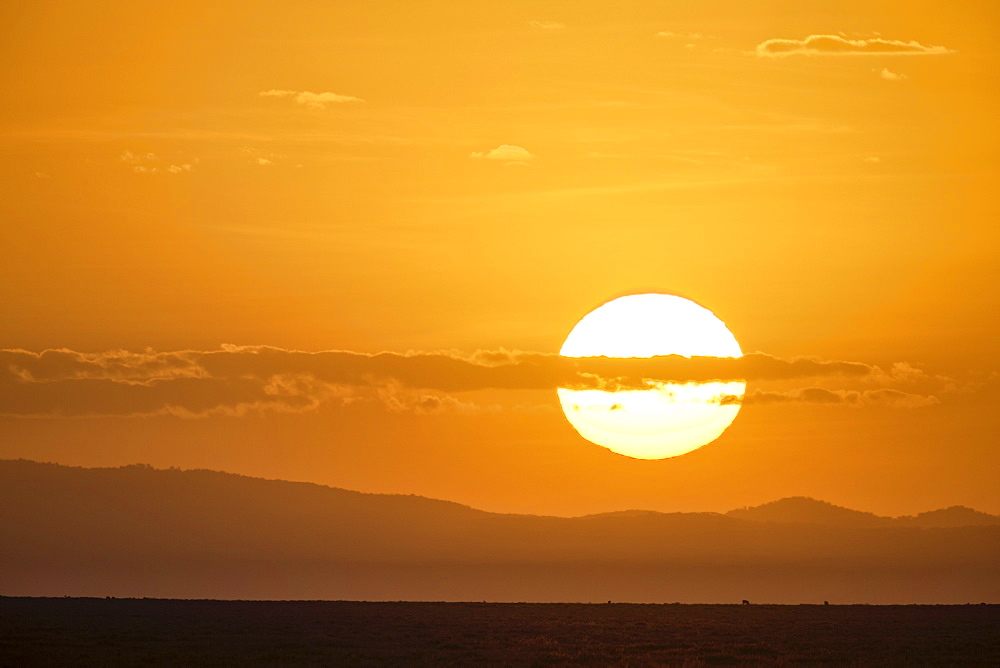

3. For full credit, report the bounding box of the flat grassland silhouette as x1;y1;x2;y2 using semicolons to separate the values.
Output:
2;598;998;665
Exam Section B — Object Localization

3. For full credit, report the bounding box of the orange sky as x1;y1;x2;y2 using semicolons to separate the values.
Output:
1;0;997;516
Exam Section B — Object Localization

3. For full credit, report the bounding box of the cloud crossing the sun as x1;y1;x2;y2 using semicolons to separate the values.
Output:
0;346;947;418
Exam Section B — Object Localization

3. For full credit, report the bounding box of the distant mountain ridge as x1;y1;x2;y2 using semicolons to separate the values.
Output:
897;506;1000;528
3;459;994;525
1;459;997;603
725;496;1000;528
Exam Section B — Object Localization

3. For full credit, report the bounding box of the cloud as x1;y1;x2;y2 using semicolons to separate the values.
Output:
528;20;565;30
720;388;939;408
259;89;364;109
121;150;192;175
656;31;704;39
869;361;931;385
0;347;886;389
879;67;908;81
121;150;156;163
242;147;274;167
470;145;534;163
755;35;954;57
864;156;880;163
375;381;488;416
0;346;930;419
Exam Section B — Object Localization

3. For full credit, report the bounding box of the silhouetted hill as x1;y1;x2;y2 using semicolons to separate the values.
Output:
1;460;997;603
897;506;1000;528
727;497;1000;529
726;497;892;527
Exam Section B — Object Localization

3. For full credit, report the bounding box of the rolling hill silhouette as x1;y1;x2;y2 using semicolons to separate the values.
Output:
896;506;1000;528
727;496;889;526
726;496;1000;528
1;459;997;603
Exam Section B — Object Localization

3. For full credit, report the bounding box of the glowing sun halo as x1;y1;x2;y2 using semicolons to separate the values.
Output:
558;294;745;459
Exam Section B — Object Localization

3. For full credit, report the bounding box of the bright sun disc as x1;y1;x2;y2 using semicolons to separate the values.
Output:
558;293;745;459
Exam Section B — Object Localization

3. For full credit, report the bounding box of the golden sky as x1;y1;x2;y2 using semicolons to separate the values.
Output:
1;0;997;516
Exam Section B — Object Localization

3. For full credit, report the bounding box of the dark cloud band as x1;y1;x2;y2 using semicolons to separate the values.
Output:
0;346;911;418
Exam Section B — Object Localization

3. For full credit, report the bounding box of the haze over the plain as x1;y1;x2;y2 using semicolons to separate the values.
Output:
3;460;997;603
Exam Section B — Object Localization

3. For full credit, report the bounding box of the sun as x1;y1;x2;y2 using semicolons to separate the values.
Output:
557;293;745;459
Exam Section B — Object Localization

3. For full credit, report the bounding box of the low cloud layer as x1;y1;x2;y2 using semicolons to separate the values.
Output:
756;35;953;58
0;346;941;418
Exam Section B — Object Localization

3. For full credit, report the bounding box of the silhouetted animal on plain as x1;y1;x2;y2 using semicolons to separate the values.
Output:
824;601;830;606
742;600;750;605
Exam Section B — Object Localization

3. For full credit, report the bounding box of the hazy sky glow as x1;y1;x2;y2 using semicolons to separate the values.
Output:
0;0;997;517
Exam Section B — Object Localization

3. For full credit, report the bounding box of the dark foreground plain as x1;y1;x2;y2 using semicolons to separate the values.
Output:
1;598;998;666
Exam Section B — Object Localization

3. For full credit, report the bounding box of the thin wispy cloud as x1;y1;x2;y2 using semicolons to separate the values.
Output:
259;89;364;109
528;20;565;30
756;35;954;57
656;31;705;39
